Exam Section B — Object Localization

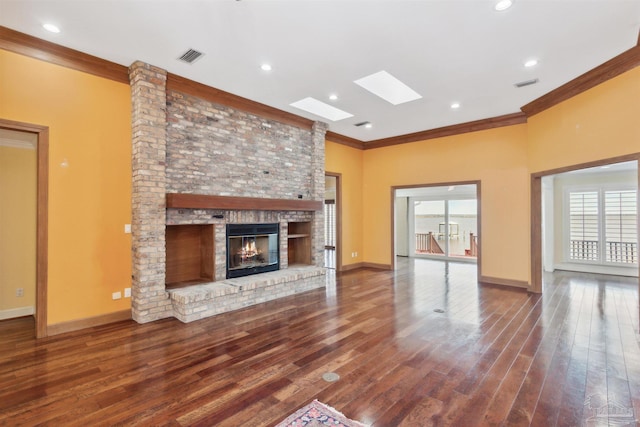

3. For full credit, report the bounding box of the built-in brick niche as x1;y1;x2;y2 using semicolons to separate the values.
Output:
165;224;215;289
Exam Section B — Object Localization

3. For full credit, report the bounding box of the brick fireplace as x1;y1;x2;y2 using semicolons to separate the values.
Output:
129;61;327;324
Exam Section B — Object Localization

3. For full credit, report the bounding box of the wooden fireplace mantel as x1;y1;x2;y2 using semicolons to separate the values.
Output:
166;193;323;212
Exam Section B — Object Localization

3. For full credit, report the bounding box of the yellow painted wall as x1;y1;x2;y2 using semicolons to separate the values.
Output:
361;125;530;282
0;145;36;312
326;67;639;287
325;141;364;267
1;42;637;326
528;67;640;173
0;49;132;324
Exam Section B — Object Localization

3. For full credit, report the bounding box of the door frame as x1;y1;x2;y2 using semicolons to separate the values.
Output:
530;153;640;296
325;172;342;272
0;118;49;338
391;180;481;282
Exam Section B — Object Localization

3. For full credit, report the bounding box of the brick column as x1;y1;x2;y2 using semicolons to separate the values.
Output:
310;121;328;268
129;61;172;323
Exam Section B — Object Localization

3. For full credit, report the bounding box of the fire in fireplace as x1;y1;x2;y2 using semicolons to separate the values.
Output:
226;223;279;279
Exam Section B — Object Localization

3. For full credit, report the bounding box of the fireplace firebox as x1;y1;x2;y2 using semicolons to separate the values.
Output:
226;223;279;279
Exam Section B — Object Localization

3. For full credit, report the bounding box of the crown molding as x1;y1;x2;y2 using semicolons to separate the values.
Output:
166;73;314;130
325;131;364;150
0;26;129;84
521;43;640;117
362;112;527;150
3;25;638;150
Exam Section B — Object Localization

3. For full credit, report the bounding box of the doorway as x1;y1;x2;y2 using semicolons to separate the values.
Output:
531;154;640;295
325;173;341;271
0;119;49;338
393;181;481;279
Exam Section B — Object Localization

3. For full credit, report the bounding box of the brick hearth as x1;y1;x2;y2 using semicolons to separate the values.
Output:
169;266;326;323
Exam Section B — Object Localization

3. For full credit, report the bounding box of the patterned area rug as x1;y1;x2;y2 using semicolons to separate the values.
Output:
276;400;367;427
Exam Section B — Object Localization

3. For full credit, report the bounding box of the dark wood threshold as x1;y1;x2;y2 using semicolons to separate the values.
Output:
166;193;322;211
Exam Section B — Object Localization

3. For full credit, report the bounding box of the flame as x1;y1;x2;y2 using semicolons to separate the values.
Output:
238;239;260;262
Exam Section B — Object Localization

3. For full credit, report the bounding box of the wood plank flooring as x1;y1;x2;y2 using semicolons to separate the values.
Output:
1;258;639;426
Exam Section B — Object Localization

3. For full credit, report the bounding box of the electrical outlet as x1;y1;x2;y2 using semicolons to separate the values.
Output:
16;288;24;297
112;291;122;300
124;224;132;234
124;287;131;298
354;252;358;257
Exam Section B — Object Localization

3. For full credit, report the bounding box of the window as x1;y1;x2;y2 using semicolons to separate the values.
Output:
324;200;336;248
566;188;637;265
604;190;637;263
568;191;599;261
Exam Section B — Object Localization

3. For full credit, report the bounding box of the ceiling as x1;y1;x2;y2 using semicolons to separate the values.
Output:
1;1;639;142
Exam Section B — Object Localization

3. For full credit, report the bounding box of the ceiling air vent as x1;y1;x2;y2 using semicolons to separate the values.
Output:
514;78;539;88
178;48;204;64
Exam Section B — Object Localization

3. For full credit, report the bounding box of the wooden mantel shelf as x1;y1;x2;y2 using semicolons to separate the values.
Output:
166;193;323;211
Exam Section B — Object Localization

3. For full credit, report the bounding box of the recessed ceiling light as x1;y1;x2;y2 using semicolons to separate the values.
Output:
494;0;513;11
261;64;272;71
329;94;338;101
290;97;353;122
524;59;538;68
43;23;60;33
364;123;373;129
354;70;422;105
451;102;461;109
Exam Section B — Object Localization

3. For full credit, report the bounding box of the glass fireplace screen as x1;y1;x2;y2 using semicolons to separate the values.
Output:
226;223;279;278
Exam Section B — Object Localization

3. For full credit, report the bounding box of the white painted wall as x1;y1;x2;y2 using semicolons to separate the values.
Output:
395;197;409;256
542;176;555;272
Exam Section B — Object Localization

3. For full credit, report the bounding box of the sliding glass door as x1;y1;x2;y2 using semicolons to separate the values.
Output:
414;200;445;257
410;192;477;261
448;199;478;258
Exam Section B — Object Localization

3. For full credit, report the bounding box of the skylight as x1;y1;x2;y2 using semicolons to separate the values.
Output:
354;70;422;105
289;97;353;121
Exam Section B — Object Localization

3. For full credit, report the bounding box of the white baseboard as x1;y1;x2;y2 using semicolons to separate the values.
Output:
555;262;638;278
0;306;35;321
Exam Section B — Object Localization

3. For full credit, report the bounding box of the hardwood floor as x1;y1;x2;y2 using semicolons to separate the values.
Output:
1;258;639;426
